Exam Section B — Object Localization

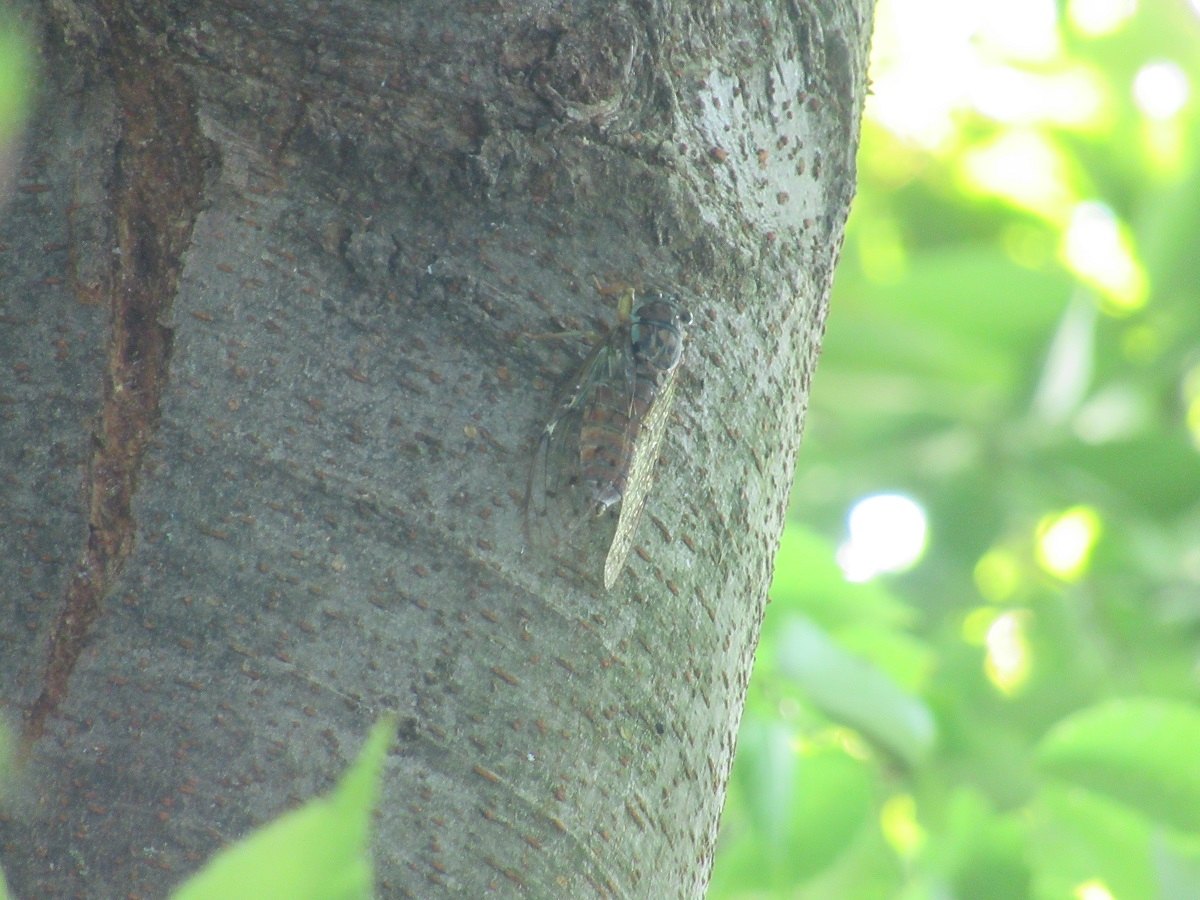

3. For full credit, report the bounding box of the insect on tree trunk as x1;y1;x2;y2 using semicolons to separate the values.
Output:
0;0;871;895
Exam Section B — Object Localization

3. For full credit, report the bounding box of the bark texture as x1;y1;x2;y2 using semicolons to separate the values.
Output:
0;0;871;895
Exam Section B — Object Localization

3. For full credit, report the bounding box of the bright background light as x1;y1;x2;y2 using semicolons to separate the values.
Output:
985;610;1031;693
960;130;1077;220
1068;0;1138;37
1036;506;1103;579
1133;60;1190;120
1061;201;1147;310
837;494;928;582
1074;879;1116;900
867;0;1106;150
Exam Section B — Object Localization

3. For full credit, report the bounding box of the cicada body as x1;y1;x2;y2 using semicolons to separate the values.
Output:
525;288;691;589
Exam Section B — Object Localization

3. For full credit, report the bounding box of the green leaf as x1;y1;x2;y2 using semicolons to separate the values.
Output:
835;626;935;695
776;616;935;768
782;747;875;880
1038;698;1200;831
0;17;31;147
170;717;394;900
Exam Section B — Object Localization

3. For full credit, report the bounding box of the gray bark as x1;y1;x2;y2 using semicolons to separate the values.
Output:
0;0;871;895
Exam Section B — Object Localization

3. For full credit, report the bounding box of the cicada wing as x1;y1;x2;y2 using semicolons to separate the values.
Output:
524;327;638;583
602;371;680;589
524;406;598;566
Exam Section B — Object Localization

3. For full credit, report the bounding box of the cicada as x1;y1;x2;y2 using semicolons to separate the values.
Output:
524;287;692;589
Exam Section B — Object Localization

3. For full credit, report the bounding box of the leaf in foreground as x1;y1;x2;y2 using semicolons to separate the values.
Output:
171;717;394;900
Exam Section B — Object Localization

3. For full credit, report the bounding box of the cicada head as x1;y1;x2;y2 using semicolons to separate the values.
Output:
630;295;691;380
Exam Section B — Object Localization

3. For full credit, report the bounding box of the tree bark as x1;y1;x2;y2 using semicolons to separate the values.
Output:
0;0;871;895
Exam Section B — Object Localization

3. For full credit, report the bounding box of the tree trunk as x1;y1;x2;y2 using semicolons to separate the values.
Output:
0;0;871;895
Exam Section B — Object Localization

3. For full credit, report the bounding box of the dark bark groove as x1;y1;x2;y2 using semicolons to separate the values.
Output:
25;3;210;742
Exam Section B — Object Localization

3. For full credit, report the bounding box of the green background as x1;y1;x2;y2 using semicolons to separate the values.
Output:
711;1;1200;897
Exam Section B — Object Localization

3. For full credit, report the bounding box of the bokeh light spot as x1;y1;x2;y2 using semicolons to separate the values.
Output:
972;66;1106;129
865;0;977;149
1036;506;1103;580
1061;201;1148;311
1068;0;1137;37
977;0;1060;62
880;794;926;858
836;494;928;582
1075;879;1115;900
960;130;1076;220
985;610;1032;694
1183;363;1200;450
1133;61;1189;120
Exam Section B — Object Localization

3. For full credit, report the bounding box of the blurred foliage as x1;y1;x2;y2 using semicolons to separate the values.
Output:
712;1;1200;898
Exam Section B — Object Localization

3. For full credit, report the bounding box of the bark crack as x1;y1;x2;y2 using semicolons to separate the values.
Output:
25;7;209;742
